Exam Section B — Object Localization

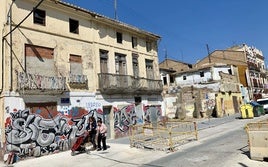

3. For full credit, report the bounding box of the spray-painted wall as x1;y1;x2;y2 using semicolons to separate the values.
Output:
4;95;162;158
113;103;162;138
4;94;103;158
201;93;216;117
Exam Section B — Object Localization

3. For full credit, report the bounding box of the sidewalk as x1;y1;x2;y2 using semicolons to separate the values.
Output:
3;142;167;167
1;113;268;167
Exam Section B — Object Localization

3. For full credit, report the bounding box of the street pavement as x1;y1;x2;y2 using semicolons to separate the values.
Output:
1;113;268;167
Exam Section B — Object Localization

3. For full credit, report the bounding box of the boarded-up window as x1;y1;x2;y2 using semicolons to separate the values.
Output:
25;44;55;75
70;54;82;74
100;50;108;73
115;53;127;75
26;102;57;119
145;59;154;79
132;53;139;77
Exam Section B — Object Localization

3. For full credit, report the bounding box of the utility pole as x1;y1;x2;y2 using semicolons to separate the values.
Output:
114;0;118;20
181;50;184;62
206;44;211;64
164;49;168;67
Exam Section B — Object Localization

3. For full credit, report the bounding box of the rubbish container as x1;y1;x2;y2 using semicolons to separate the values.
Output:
250;102;264;117
245;121;268;161
240;104;254;119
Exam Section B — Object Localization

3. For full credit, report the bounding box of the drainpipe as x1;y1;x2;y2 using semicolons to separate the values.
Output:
3;0;45;92
0;38;4;94
9;0;15;91
1;0;16;93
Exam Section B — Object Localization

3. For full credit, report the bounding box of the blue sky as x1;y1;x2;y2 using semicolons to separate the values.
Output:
64;0;268;65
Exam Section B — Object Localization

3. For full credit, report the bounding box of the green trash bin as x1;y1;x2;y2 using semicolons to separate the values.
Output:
258;105;264;115
250;102;263;117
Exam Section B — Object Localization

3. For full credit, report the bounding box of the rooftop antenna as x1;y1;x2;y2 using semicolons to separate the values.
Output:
164;48;168;67
114;0;118;20
181;50;184;62
206;44;211;64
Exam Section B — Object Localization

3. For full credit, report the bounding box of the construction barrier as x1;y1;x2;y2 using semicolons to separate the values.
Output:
245;120;268;161
129;121;198;152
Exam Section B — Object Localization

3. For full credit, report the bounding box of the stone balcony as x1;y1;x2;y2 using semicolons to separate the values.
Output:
17;72;67;95
98;73;163;95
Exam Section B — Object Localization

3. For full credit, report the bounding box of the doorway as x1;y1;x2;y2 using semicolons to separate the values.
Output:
102;106;112;138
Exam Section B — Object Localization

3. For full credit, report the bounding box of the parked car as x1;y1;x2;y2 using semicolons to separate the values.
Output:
256;98;268;114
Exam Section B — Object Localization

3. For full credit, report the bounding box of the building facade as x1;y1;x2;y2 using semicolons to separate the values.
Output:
1;0;162;158
159;59;192;87
164;64;242;118
195;44;267;101
228;44;267;100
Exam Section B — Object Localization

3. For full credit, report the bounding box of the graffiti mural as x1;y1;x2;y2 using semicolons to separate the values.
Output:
58;101;103;120
202;93;216;111
5;107;94;159
4;101;162;159
113;104;162;138
114;104;136;138
144;105;162;124
202;99;216;111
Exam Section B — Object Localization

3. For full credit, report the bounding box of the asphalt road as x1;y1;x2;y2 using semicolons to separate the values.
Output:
141;125;248;167
141;115;268;167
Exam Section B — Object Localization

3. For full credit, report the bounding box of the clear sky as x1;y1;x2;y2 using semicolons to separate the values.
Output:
64;0;268;65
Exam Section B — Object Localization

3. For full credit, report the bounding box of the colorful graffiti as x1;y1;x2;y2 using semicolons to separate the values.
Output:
113;104;162;138
4;107;97;159
144;105;162;124
4;102;162;159
114;104;136;138
202;93;216;112
202;99;216;111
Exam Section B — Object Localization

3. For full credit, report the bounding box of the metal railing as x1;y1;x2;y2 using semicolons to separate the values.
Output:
98;73;163;94
68;74;87;84
129;121;198;152
17;72;66;90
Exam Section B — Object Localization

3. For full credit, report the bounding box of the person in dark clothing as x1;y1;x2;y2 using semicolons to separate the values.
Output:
96;119;107;151
86;116;97;150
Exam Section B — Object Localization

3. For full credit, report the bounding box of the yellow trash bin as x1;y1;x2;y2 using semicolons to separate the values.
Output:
240;104;254;119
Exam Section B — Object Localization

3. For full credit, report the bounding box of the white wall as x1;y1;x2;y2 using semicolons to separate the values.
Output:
175;66;232;86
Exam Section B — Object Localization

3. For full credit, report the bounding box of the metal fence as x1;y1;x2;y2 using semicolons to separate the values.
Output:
129;121;198;152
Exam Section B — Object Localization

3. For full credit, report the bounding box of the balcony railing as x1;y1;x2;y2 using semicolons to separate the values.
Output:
67;74;88;89
98;73;163;94
68;74;87;83
17;72;66;93
247;62;261;72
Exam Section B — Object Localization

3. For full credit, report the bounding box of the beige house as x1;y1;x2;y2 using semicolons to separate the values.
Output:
0;0;162;158
195;44;267;101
